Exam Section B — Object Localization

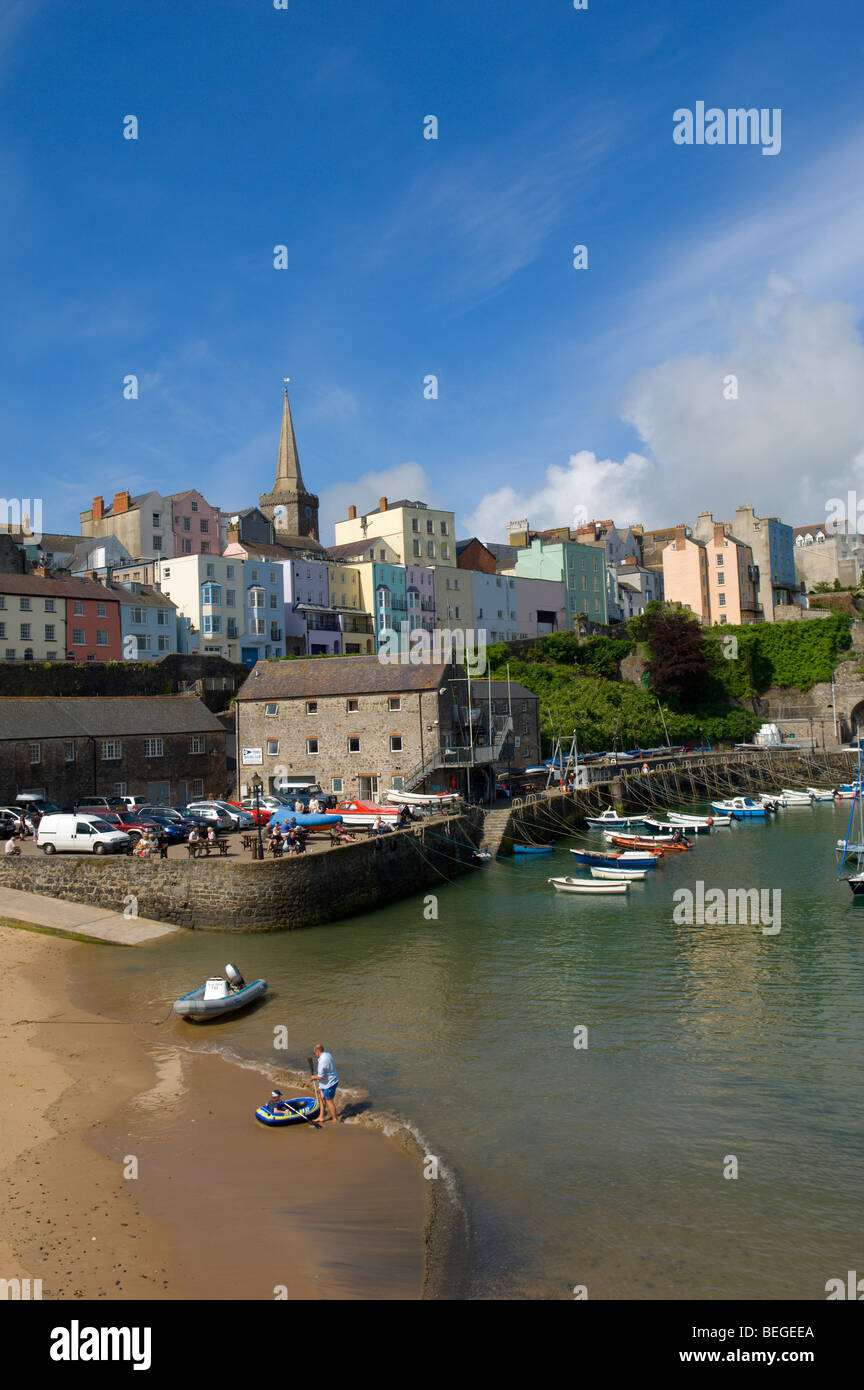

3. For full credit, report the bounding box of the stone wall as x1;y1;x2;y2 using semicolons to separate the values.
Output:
0;812;482;931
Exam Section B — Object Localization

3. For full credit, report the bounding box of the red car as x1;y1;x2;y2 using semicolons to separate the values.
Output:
225;799;272;826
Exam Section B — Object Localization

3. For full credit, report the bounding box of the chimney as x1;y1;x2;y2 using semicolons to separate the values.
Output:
112;490;131;515
675;525;687;550
378;496;387;512
227;525;240;543
33;563;50;578
92;496;104;521
89;571;99;583
713;523;725;546
348;505;356;520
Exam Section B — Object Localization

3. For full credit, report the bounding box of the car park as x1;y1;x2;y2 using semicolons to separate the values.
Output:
74;796;128;816
37;815;130;855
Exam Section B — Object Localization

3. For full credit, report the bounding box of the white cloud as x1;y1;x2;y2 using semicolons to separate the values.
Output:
318;461;435;545
463;450;656;541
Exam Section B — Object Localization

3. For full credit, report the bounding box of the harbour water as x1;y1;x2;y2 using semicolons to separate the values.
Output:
70;802;864;1299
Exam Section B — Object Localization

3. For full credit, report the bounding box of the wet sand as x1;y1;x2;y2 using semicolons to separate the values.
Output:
0;923;427;1299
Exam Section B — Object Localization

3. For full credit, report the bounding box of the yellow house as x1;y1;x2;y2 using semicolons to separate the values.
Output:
333;497;457;569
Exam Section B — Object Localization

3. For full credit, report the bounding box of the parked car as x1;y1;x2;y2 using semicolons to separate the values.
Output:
183;802;234;832
15;795;60;815
211;800;255;829
230;799;272;826
0;806;33;835
74;796;128;816
0;812;19;839
99;811;181;847
37;814;130;855
119;795;149;811
141;807;197;837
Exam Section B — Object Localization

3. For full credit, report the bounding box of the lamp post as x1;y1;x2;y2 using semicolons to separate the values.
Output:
252;773;264;859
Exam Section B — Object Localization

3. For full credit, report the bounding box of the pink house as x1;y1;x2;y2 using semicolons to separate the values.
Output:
170;490;220;558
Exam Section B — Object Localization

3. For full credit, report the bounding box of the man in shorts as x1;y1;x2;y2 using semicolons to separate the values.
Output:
312;1043;339;1124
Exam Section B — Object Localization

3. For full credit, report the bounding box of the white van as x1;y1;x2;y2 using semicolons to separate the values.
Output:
36;814;130;856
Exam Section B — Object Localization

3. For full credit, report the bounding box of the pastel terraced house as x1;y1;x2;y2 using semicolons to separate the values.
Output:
662;523;760;625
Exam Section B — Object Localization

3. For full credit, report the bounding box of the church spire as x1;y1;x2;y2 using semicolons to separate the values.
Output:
276;377;305;491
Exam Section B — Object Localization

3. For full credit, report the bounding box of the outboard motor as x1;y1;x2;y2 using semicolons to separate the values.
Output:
225;963;245;991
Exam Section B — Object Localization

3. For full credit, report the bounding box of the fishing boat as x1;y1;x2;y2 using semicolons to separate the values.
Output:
608;832;691;852
590;865;648;880
711;797;767;820
806;787;836;801
513;843;554;855
255;1092;321;1126
548;876;630;895
664;811;720;831
173;964;267;1020
584;807;646;830
570;847;658;869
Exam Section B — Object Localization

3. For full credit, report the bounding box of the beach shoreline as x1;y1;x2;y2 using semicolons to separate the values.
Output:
0;922;468;1300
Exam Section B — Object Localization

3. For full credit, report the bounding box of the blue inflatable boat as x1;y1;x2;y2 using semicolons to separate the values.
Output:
255;1094;320;1126
267;808;343;829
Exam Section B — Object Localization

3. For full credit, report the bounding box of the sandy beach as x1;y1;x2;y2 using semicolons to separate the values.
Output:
0;922;429;1300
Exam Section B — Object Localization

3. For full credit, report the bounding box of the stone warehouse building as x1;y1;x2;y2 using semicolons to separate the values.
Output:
234;655;527;802
0;696;227;807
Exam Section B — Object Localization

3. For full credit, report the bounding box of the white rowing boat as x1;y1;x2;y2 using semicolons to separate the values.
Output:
549;876;630;895
589;865;647;880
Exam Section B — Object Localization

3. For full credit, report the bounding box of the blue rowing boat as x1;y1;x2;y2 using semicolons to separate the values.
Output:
513;844;553;855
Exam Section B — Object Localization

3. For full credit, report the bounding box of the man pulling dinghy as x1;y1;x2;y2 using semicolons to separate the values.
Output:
255;1089;321;1126
173;963;267;1020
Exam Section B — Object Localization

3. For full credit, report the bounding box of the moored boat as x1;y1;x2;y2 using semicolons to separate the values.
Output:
585;807;646;830
383;788;461;806
711;797;767;820
570;847;658;869
513;843;554;855
664;810;721;831
806;787;836;801
590;865;648;880
548;876;630;895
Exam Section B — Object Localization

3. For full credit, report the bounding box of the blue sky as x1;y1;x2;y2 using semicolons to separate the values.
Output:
2;0;864;542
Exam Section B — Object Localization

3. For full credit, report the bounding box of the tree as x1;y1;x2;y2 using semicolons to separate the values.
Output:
642;607;717;706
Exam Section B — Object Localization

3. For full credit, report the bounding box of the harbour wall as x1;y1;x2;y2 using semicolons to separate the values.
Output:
481;748;860;853
0;812;483;932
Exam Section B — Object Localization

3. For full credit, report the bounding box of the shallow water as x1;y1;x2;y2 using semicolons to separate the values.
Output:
71;802;864;1299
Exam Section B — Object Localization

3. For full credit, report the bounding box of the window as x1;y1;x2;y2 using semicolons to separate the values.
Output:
249;589;264;607
192;779;204;798
347;736;360;753
144;738;164;758
5;649;14;659
440;521;448;535
718;594;726;606
331;777;343;793
20;597;31;611
182;538;192;554
441;544;449;559
135;634;151;651
0;597;4;609
265;703;278;716
717;572;725;585
226;590;235;607
163;567;170;578
202;584;221;606
346;698;358;712
29;742;40;764
226;619;237;639
269;592;278;609
413;540;421;557
153;513;161;527
189;735;205;754
716;554;724;565
202;615;222;635
44;598;55;612
72;628;85;645
152;536;163;551
0;624;4;639
191;499;199;512
201;541;210;553
269;571;277;583
97;630;109;646
266;739;279;755
200;518;209;534
226;565;235;579
101;739;122;759
392;776;405;790
20;624;31;640
306;738;319;755
183;516;191;532
114;783;127;797
206;563;215;578
390;735;403;752
156;608;167;626
158;635;170;651
306;701;318;714
426;519;434;534
388;697;401;711
73;600;84;616
427;541;435;558
251;569;259;582
131;607;145;624
65;741;75;761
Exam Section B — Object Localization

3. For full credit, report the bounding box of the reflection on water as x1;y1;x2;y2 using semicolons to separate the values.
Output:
71;803;864;1298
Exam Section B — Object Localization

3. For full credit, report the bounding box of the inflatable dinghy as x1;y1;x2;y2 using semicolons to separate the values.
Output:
173;963;267;1019
255;1093;320;1126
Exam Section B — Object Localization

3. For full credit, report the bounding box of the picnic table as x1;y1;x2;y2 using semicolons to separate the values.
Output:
187;838;230;858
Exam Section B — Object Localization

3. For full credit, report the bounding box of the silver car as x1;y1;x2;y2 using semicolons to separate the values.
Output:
213;800;256;829
184;802;235;832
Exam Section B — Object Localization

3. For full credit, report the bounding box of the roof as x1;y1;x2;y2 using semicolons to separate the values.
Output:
106;583;177;610
0;696;225;742
473;681;538;701
326;541;378;562
0;573;121;601
236;654;456;701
